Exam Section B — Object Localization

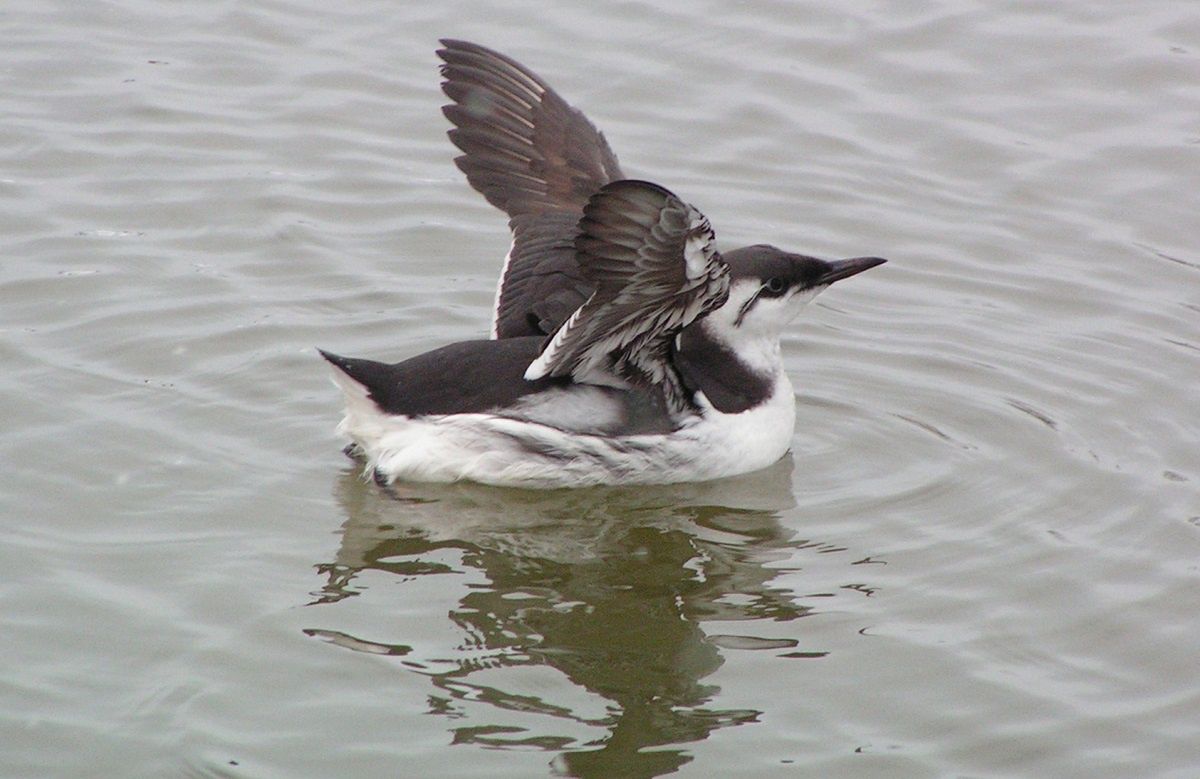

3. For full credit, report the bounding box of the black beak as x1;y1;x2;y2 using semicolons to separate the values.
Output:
818;256;887;285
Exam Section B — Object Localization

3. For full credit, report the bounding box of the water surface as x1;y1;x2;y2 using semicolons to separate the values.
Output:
2;1;1198;777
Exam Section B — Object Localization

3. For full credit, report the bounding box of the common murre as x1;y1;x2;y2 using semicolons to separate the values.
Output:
320;39;887;488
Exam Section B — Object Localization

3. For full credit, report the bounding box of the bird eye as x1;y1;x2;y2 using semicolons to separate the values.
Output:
765;277;786;294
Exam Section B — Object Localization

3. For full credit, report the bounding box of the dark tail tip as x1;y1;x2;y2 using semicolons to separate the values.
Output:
317;348;347;367
316;349;389;400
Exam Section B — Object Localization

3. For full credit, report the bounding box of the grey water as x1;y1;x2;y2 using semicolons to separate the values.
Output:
2;1;1198;777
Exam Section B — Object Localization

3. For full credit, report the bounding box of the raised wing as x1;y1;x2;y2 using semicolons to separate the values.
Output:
524;180;730;415
437;39;624;337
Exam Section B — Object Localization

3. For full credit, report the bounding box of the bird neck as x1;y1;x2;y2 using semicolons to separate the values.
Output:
673;317;783;414
693;314;784;378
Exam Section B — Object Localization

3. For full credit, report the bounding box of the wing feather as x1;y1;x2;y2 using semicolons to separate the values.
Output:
438;40;624;337
524;180;730;415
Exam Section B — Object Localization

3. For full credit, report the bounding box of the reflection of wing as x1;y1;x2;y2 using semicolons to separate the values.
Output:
437;39;624;338
525;180;730;414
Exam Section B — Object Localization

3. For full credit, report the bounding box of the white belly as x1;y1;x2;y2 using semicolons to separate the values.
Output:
335;373;797;488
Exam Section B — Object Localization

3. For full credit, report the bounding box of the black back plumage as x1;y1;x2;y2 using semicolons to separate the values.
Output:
318;340;677;435
319;338;552;417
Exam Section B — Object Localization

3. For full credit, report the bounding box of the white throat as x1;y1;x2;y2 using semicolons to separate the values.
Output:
696;280;824;378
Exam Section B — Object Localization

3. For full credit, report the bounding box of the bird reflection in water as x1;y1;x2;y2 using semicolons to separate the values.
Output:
306;460;883;777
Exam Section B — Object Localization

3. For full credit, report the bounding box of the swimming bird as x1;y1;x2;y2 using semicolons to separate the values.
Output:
320;39;886;488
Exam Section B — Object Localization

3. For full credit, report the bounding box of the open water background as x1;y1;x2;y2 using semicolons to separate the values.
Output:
2;1;1198;776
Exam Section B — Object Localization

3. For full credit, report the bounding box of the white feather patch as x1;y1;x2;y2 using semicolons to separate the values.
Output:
489;240;516;339
682;211;715;279
524;304;583;380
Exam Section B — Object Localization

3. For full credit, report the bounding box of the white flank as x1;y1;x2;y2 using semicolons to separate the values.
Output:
329;367;797;489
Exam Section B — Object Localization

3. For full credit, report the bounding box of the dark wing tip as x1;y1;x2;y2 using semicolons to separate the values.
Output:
436;40;623;216
435;38;546;91
435;38;479;59
436;38;491;56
